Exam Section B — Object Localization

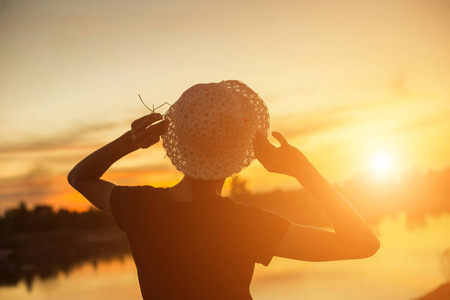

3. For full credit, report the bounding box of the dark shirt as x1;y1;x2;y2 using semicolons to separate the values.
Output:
110;186;290;300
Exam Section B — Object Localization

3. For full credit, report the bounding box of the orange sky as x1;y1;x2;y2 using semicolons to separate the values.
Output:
1;0;449;213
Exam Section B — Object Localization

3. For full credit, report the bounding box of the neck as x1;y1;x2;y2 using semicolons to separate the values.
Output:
170;176;225;202
186;176;225;197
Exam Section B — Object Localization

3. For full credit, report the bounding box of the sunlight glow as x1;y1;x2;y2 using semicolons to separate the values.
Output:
370;152;395;179
373;154;392;172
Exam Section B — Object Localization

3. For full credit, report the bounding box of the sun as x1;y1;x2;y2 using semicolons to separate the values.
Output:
370;152;395;179
372;154;392;173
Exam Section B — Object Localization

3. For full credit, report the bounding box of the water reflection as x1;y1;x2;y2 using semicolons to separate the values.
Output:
1;214;449;300
250;213;450;300
0;235;130;292
0;204;131;292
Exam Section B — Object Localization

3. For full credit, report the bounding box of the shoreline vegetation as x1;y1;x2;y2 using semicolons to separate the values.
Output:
1;168;450;293
0;204;129;291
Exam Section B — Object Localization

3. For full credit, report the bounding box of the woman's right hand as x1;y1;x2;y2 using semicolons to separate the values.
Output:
253;131;309;178
130;113;169;149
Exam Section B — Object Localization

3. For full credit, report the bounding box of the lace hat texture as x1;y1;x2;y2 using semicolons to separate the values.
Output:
161;80;270;180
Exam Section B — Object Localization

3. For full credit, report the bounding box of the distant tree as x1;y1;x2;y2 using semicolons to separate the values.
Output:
19;202;27;214
229;176;251;202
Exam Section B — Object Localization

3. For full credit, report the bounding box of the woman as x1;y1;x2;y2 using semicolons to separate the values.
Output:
68;80;379;299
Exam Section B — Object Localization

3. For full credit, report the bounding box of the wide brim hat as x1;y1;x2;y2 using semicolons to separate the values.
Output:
161;80;270;180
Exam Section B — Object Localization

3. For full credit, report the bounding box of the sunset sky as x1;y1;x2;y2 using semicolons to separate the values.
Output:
1;0;449;213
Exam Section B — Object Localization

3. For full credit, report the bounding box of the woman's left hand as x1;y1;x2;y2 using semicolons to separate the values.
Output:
253;131;308;178
131;113;169;149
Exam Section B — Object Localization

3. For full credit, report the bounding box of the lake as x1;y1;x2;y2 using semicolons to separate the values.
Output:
1;213;449;300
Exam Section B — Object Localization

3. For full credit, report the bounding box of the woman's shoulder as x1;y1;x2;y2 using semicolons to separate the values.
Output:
111;185;171;201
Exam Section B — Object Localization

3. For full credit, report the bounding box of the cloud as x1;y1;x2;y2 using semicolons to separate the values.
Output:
393;111;450;134
437;0;450;10
270;94;415;141
389;71;414;98
254;269;304;285
0;0;11;13
0;120;120;155
271;109;355;141
0;157;176;214
0;163;61;212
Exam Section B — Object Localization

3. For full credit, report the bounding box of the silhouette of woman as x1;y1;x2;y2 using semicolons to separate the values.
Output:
68;80;379;300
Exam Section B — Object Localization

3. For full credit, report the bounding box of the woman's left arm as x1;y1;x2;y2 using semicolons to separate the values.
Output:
67;113;168;214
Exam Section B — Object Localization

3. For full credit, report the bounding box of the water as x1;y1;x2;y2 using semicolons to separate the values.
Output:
1;213;449;300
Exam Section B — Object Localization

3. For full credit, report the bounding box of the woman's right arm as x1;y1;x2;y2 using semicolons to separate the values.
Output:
68;113;168;214
254;132;380;261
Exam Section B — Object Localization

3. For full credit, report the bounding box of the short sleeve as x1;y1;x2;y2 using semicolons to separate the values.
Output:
110;185;156;232
239;203;291;266
110;186;133;232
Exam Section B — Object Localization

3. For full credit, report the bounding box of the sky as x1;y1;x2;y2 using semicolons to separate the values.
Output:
1;0;449;213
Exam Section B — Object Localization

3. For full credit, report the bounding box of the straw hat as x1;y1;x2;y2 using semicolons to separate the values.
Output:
161;80;270;180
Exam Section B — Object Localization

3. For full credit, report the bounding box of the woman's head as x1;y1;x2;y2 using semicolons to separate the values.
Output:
162;80;269;180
